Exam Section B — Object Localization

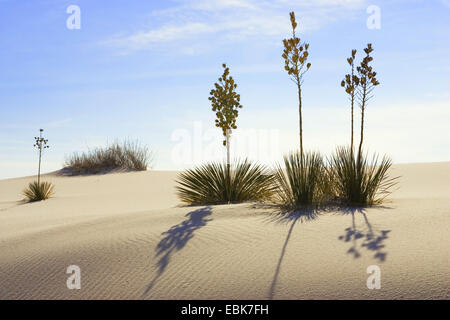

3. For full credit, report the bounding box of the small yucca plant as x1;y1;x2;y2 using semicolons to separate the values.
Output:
25;129;54;202
274;151;328;208
176;159;275;205
23;181;55;202
330;146;398;206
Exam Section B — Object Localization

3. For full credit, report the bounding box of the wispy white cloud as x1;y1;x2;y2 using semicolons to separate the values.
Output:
102;0;367;54
441;0;450;8
181;0;258;10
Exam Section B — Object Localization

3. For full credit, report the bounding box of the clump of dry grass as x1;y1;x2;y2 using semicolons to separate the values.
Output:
64;140;152;175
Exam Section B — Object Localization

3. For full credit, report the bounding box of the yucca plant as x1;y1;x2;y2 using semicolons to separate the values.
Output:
23;181;55;202
25;128;55;202
330;146;398;206
274;151;328;208
333;44;397;205
176;159;275;205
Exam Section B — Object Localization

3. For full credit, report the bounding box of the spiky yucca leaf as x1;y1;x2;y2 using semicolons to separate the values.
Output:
176;159;275;205
274;151;328;207
329;146;398;205
23;181;55;202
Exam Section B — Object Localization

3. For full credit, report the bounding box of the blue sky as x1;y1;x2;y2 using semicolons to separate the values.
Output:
0;0;449;178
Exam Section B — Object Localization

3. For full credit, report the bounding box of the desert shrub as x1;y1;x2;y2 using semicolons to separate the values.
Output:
329;146;398;205
176;159;275;205
23;181;55;202
274;151;329;208
64;140;152;175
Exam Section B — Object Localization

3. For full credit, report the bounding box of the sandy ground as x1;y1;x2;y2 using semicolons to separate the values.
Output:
0;163;449;300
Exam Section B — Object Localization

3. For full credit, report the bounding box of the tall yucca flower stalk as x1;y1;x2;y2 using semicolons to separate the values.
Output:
282;11;311;158
341;49;359;155
33;128;49;184
209;63;243;170
356;43;380;159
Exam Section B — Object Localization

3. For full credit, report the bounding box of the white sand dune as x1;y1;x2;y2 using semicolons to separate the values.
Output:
0;163;449;300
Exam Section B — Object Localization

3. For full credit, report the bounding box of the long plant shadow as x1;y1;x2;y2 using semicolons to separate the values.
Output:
265;206;320;300
0;200;30;212
337;206;391;262
142;206;213;297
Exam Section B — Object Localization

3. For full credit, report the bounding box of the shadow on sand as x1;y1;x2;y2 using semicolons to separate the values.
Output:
142;206;212;297
336;206;391;263
258;203;392;299
0;200;30;212
263;206;320;300
54;167;133;176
